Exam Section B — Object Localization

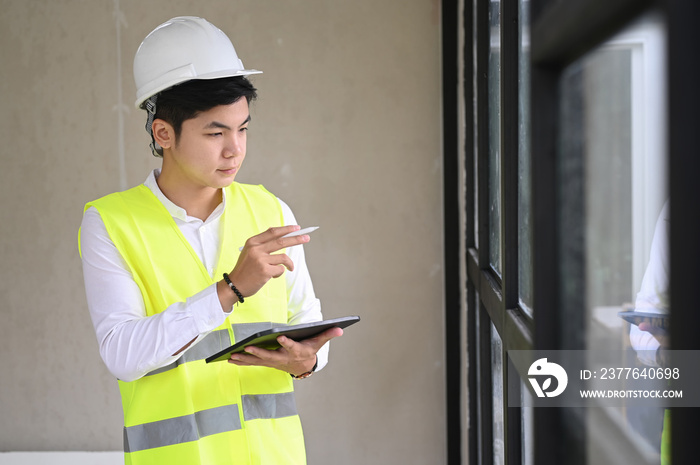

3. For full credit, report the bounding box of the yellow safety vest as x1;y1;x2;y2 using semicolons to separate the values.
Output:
83;182;306;465
661;409;670;465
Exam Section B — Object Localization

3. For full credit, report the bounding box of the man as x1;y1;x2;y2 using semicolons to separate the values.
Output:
79;16;341;464
629;200;670;465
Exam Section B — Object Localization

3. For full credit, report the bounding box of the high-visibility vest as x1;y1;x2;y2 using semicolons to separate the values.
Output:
661;409;670;465
83;182;306;465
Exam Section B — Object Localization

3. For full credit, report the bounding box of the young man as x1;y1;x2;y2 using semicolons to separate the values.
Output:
629;200;670;465
79;16;341;464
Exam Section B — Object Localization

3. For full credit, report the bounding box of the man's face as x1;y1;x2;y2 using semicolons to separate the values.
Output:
165;98;250;191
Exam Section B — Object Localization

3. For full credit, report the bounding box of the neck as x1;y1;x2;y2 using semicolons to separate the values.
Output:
156;172;222;221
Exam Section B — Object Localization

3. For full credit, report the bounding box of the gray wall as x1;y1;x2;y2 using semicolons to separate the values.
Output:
0;1;445;463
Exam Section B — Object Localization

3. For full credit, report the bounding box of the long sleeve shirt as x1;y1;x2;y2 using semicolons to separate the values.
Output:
80;170;327;381
629;201;670;366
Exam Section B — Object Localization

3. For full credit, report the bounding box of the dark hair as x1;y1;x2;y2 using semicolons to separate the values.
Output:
153;76;257;138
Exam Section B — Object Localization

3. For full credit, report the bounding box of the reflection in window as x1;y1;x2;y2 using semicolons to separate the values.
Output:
521;379;534;465
491;322;504;465
488;0;502;275
518;0;532;312
558;12;667;465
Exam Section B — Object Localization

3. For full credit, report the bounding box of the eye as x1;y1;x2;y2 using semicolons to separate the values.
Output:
208;132;223;137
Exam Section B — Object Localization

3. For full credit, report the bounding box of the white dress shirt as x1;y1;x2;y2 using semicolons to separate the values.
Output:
629;201;670;366
80;170;327;381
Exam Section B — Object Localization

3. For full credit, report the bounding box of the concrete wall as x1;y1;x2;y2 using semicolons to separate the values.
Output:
0;1;445;463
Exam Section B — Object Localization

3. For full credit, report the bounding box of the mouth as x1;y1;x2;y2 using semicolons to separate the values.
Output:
218;167;238;175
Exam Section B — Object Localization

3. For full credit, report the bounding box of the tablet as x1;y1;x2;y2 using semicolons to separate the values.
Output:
617;310;669;331
205;315;360;363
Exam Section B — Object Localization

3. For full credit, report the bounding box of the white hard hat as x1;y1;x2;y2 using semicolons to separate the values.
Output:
133;16;262;108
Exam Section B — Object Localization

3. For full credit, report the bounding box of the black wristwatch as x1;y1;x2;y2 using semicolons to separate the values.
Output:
291;356;318;379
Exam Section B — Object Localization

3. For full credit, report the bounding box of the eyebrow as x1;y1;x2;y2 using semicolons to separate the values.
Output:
203;115;251;131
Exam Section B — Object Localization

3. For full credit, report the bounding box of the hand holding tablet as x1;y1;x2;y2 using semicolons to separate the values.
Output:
205;316;360;363
618;310;669;331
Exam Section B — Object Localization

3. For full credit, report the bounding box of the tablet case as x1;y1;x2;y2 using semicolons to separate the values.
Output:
205;315;360;363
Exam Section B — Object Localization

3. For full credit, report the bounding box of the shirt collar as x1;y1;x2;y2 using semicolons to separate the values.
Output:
144;169;226;223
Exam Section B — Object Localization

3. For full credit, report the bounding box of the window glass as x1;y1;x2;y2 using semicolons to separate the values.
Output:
558;12;667;464
518;0;532;312
474;291;483;464
491;322;505;465
521;380;534;465
488;0;502;275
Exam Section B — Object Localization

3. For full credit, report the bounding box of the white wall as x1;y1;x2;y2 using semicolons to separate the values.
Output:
0;1;445;463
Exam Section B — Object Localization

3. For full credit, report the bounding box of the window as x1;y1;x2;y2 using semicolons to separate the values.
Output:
517;0;532;312
557;13;668;462
488;0;503;276
443;0;700;463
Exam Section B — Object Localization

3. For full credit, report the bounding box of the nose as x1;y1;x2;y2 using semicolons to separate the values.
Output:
223;133;245;158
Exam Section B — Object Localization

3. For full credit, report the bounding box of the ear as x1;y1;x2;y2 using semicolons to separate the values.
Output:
152;119;175;150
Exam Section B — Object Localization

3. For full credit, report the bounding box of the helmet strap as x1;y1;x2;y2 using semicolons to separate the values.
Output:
144;95;163;157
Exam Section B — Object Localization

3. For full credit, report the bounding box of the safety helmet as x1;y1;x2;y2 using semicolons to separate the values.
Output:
133;16;261;108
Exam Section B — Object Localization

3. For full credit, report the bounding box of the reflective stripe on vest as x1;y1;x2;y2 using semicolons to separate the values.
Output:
123;393;300;453
124;404;242;453
145;322;284;377
243;392;297;421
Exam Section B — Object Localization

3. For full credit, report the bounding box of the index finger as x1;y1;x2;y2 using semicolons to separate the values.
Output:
253;225;301;243
266;226;317;252
242;225;308;252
